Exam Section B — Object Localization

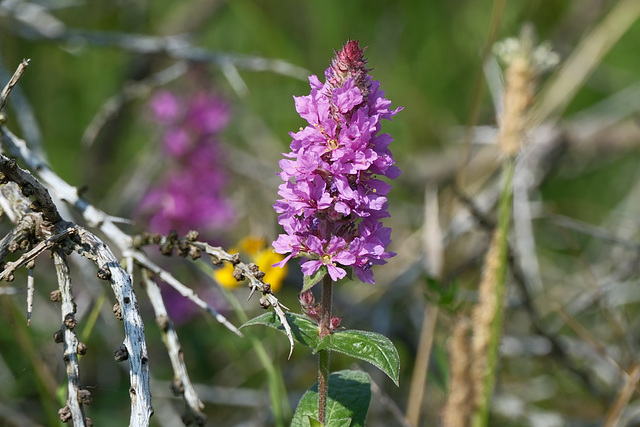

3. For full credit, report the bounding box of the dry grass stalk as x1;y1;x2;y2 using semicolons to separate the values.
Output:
470;229;503;409
442;316;473;427
498;55;534;157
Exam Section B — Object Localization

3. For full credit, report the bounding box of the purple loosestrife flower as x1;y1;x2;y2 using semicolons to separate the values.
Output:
273;40;402;284
140;90;235;236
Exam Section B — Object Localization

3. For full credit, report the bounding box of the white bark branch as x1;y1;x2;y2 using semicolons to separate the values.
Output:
142;271;206;424
73;227;153;426
53;249;87;427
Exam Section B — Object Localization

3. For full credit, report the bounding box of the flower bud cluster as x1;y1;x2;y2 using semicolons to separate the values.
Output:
273;40;402;284
299;290;342;330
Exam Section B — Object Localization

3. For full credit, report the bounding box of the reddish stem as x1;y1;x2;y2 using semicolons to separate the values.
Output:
317;275;333;423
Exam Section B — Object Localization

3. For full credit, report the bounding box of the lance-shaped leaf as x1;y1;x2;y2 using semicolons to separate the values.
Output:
315;330;400;386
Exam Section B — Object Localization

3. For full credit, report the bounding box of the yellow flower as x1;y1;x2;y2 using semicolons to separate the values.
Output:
213;236;287;292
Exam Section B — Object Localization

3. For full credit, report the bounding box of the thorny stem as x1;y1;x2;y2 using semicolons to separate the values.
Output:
317;274;333;424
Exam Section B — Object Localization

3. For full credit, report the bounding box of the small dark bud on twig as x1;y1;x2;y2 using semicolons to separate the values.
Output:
156;315;170;332
64;313;77;329
210;254;222;265
112;303;123;320
77;389;92;405
85;417;94;427
259;296;270;309
177;245;189;257
185;230;199;241
171;377;185;396
160;243;173;256
21;182;35;197
97;267;111;280
195;413;207;426
77;342;88;355
232;267;245;282
189;247;201;260
53;329;63;343
50;290;61;302
58;405;71;422
114;344;129;362
231;253;241;265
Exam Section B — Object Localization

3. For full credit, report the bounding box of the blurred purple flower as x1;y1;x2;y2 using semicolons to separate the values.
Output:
273;40;401;284
139;90;235;236
150;90;182;124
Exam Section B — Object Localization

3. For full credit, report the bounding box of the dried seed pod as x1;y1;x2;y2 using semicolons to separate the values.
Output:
58;405;71;422
259;296;270;309
77;389;92;405
232;267;245;282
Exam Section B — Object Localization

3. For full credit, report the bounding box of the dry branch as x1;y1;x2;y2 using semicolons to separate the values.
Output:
73;227;153;425
53;249;88;427
142;271;206;425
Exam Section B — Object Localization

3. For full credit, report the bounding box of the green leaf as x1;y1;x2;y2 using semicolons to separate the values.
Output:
302;265;328;292
306;417;324;427
316;330;400;386
425;276;460;312
291;370;370;427
241;312;320;349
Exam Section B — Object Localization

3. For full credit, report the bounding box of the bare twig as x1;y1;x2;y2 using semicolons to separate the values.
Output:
0;227;74;281
53;249;87;427
26;267;34;326
406;185;442;426
73;227;153;425
141;270;206;425
604;363;640;427
0;4;310;81
0;152;62;224
81;62;189;148
188;240;294;356
0;59;29;114
0;127;290;340
132;250;241;337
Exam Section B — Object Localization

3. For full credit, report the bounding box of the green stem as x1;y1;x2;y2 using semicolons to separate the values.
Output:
317;274;333;424
473;157;515;427
219;286;291;426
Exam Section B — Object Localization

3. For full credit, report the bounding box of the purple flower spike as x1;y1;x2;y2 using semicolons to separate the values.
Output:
139;90;235;237
272;40;402;285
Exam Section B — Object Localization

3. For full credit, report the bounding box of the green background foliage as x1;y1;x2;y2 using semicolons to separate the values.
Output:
0;0;639;426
